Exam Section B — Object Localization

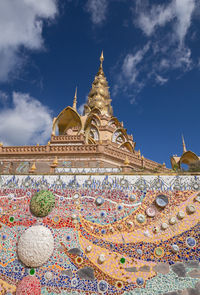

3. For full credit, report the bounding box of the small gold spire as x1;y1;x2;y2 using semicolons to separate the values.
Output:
48;141;50;145
163;162;166;167
29;162;36;173
182;134;187;153
138;149;141;157
100;51;104;67
52;156;58;166
124;156;130;166
36;143;39;146
73;87;77;110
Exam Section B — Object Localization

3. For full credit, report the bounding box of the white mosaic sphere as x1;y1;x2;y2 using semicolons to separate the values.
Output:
17;225;54;267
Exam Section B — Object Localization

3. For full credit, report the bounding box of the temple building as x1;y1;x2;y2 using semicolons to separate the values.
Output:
171;135;200;171
0;54;200;295
0;52;169;174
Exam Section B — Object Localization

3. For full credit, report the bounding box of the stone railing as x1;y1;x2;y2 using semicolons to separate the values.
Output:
51;134;84;142
0;142;169;171
104;145;169;171
49;145;97;153
0;145;47;154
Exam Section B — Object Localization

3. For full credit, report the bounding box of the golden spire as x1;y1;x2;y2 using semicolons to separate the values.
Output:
100;51;104;68
124;156;130;166
52;156;58;166
182;134;187;153
29;162;36;173
73;87;77;110
84;51;113;117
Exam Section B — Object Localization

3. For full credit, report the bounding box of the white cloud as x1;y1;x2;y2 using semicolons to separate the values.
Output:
155;74;168;85
0;92;52;146
122;43;150;84
78;103;85;115
0;0;58;82
86;0;108;25
0;90;8;104
114;0;198;100
136;0;195;44
174;0;195;44
136;3;174;36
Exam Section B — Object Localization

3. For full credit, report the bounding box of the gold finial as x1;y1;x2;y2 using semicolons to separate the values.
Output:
182;134;187;153
73;87;77;110
124;156;130;166
0;142;3;147
163;162;166;167
52;156;58;166
138;149;141;157
48;141;50;145
141;155;144;160
29;162;36;173
36;143;39;146
100;51;104;67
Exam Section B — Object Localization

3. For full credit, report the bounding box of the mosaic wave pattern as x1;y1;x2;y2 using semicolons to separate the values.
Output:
0;175;200;295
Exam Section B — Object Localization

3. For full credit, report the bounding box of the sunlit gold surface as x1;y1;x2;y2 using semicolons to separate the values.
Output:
84;52;113;116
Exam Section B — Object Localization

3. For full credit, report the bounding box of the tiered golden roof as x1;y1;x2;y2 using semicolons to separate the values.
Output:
84;51;113;116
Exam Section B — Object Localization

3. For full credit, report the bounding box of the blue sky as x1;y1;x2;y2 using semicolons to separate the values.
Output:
0;0;199;167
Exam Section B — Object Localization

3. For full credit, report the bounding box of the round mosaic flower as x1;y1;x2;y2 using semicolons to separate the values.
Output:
155;194;169;208
171;244;179;253
129;195;136;202
45;271;53;281
95;197;104;206
71;278;78;287
186;204;196;214
98;280;108;293
30;190;55;217
186;237;196;248
136;213;146;224
120;257;126;264
154;247;164;258
115;281;123;289
76;257;83;265
136;277;144;286
16;276;41;295
146;207;156;217
17;225;54;267
161;222;169;230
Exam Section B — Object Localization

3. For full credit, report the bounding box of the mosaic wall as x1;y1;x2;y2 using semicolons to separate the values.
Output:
0;175;200;295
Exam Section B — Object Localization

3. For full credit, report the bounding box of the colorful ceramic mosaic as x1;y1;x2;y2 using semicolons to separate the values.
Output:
0;175;199;295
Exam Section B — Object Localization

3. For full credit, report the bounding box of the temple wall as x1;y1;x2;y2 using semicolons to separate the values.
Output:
0;174;199;294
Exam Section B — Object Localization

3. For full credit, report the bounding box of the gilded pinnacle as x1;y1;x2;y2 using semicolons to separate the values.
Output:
52;156;58;166
124;156;130;166
100;51;104;67
73;87;77;110
84;52;113;116
30;162;36;173
182;134;187;153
